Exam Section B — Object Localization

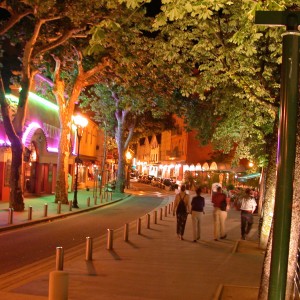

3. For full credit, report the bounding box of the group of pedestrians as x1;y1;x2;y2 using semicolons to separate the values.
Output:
173;184;257;242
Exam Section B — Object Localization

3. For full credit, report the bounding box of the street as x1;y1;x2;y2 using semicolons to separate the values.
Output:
0;185;171;275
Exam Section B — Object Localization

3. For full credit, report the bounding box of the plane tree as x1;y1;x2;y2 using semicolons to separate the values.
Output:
0;0;114;210
150;0;299;298
0;0;150;209
80;6;178;192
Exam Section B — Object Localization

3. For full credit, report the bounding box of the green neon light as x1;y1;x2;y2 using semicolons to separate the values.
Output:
29;92;58;111
5;93;59;111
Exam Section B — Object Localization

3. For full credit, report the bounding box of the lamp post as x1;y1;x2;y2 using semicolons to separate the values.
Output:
125;150;133;189
72;115;88;208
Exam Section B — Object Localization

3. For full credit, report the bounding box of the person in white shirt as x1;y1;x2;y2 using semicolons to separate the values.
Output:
240;188;257;240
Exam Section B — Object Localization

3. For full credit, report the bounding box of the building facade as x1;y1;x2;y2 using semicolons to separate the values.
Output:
0;75;104;201
135;115;247;187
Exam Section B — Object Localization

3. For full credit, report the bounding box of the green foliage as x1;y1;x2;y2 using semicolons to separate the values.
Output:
150;0;298;168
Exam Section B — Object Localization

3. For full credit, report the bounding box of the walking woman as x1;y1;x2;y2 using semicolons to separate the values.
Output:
173;185;190;240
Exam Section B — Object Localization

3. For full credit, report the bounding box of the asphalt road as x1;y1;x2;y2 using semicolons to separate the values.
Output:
0;188;169;275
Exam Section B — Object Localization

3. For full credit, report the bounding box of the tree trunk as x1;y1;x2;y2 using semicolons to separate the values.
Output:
115;118;126;193
9;139;25;211
0;75;31;211
55;125;70;204
259;134;277;250
259;223;273;300
284;90;300;299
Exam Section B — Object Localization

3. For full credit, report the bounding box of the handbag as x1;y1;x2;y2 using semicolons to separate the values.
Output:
220;200;227;211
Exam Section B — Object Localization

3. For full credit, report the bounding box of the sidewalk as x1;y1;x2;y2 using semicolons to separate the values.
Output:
0;187;264;300
0;189;126;231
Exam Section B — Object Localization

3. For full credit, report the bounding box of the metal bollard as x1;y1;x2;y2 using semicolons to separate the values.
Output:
109;192;112;201
137;218;141;235
100;192;103;203
160;207;163;220
55;247;64;271
44;203;48;217
57;201;61;214
154;211;157;224
8;208;13;224
85;237;93;261
164;206;167;217
124;223;129;242
87;197;90;207
94;195;97;205
28;206;33;220
68;200;72;211
49;270;68;300
168;204;171;214
146;213;150;229
107;229;114;250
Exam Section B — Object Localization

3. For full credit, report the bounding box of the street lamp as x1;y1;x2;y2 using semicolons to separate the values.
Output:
125;150;133;189
72;114;88;208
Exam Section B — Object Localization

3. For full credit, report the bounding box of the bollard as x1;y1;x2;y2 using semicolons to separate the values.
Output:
56;247;64;271
94;195;97;205
44;203;48;217
49;271;69;300
57;201;61;214
154;210;157;224
164;206;167;217
168;204;171;214
137;218;141;235
87;197;90;207
124;223;129;242
171;202;174;211
28;206;33;220
160;207;163;220
85;237;93;261
68;200;72;211
8;208;13;224
146;213;150;229
107;229;114;250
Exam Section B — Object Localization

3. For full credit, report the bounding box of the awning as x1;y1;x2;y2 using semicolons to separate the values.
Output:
237;173;261;182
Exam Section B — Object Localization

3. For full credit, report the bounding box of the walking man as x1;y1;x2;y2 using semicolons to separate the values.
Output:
240;188;257;240
191;187;205;242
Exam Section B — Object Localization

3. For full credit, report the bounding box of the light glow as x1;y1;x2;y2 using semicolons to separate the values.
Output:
47;147;58;153
73;115;88;128
6;93;59;111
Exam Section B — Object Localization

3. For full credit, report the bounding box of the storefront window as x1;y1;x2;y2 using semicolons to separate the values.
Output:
4;159;11;186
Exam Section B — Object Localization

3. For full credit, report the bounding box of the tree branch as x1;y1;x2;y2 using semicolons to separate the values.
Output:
34;28;84;57
0;74;19;144
0;9;33;35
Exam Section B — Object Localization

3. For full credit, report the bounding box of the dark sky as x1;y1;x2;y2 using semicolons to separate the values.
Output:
145;0;162;17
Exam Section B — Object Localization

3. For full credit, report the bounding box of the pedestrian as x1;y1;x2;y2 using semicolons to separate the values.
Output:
173;185;190;240
191;187;205;242
211;186;229;241
239;188;257;240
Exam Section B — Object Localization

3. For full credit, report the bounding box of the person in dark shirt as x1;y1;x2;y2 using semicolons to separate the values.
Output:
191;187;205;242
211;186;229;241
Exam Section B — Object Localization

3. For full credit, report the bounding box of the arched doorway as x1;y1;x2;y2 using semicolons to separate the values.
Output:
24;142;38;194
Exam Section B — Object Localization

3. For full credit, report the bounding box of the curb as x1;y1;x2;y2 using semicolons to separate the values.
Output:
0;194;132;233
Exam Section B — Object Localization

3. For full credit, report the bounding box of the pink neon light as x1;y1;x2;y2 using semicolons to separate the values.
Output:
47;147;58;153
0;139;11;146
22;122;41;144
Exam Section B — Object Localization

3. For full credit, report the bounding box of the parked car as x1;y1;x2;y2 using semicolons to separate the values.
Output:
163;178;176;190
